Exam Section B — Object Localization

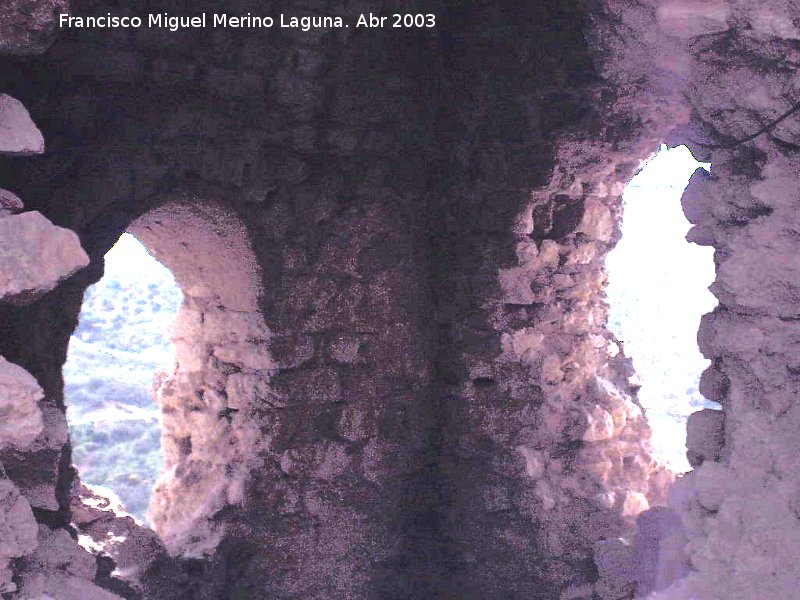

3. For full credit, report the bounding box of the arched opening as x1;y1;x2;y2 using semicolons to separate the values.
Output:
130;202;268;556
606;145;720;472
64;233;181;523
66;202;270;559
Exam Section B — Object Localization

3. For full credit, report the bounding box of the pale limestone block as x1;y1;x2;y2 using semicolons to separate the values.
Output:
0;212;89;303
0;94;44;155
0;356;43;450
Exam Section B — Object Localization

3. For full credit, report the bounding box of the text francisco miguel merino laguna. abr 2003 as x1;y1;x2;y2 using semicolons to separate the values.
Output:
59;12;438;32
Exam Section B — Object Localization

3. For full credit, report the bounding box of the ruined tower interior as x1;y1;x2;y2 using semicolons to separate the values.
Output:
1;1;799;598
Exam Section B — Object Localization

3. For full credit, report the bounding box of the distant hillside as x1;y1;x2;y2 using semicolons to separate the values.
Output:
64;234;182;522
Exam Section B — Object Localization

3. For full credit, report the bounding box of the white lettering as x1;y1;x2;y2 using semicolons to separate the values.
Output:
214;14;273;28
58;14;142;28
150;13;206;31
281;14;343;31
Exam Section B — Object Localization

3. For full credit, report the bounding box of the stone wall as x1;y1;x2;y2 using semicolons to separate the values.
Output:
1;0;798;599
643;2;800;597
127;202;266;557
585;1;800;598
0;76;122;599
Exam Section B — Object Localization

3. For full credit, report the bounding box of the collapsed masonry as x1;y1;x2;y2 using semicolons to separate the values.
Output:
0;1;798;598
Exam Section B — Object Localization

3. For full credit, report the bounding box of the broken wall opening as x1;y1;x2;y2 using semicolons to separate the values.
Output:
126;201;270;557
65;233;182;523
62;200;271;561
605;145;720;472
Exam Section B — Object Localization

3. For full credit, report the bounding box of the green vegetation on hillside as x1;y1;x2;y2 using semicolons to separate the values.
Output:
64;233;182;523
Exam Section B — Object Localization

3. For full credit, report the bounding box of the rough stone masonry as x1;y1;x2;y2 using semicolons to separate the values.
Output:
0;1;798;598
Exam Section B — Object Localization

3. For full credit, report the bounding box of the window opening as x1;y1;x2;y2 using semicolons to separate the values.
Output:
64;233;182;523
606;144;720;472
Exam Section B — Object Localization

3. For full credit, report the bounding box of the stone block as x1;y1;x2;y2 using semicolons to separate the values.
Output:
0;94;44;155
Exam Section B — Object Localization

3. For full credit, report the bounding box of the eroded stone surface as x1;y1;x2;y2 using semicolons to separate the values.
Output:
0;189;24;216
129;203;267;557
0;356;44;450
0;2;671;596
685;409;724;468
0;211;89;304
0;0;69;55
0;477;37;594
13;525;123;599
0;95;45;156
611;1;800;598
0;0;798;598
71;483;167;590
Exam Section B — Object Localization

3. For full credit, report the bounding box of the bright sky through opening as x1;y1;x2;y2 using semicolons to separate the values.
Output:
606;145;718;472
